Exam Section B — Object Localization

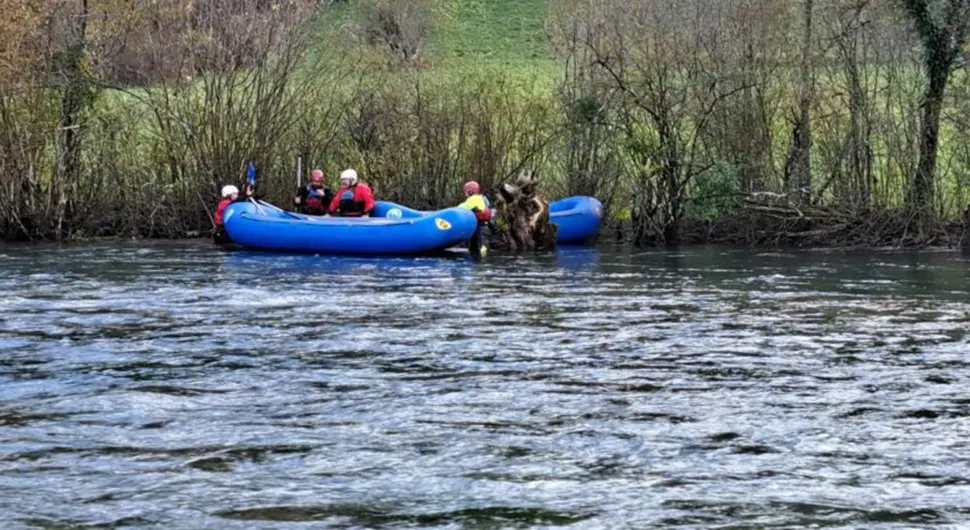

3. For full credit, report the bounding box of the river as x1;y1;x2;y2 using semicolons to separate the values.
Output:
1;241;969;529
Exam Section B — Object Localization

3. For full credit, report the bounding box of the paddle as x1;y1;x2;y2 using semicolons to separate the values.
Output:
256;199;304;220
296;155;302;189
243;160;269;216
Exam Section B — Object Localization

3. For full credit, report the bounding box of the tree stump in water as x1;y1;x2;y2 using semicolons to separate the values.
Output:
489;170;558;251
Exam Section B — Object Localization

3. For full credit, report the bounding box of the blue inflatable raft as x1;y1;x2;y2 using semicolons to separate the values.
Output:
549;196;603;244
223;200;478;255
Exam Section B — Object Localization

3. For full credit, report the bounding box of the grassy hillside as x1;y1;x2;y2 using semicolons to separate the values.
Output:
431;0;551;65
319;0;558;76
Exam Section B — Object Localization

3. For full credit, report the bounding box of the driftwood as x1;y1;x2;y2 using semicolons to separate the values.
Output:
488;170;558;251
738;191;964;248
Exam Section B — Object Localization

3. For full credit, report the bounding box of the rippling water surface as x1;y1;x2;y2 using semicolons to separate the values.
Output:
2;241;970;529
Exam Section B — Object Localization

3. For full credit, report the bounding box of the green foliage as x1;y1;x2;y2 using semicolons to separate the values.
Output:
566;94;607;127
686;162;742;221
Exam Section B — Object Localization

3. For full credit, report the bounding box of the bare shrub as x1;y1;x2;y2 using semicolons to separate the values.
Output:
361;0;434;65
335;70;557;210
459;73;558;200
548;4;626;212
0;0;341;239
703;0;788;196
135;0;326;196
559;0;749;245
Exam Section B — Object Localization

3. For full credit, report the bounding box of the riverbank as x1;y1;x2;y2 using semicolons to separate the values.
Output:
6;210;968;250
682;213;970;249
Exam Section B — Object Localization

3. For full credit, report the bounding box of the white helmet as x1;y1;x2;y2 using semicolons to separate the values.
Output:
340;168;358;185
221;185;239;198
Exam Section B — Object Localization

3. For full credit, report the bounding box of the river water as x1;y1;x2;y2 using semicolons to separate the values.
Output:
1;241;970;529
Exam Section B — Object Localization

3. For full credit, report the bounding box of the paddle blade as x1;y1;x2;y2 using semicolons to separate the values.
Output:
247;162;256;186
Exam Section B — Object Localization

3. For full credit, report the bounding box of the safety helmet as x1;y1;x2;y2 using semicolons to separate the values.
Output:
463;181;481;195
340;168;358;186
221;185;239;198
310;169;324;185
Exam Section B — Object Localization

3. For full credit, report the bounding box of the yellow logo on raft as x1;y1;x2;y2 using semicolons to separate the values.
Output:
435;218;452;231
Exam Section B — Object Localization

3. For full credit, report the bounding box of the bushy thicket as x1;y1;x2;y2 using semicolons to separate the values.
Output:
3;0;970;247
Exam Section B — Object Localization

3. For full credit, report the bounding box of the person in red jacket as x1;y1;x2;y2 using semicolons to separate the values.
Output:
213;184;253;244
329;168;375;217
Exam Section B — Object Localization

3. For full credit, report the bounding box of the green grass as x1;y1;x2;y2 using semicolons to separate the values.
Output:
431;0;552;64
316;0;560;80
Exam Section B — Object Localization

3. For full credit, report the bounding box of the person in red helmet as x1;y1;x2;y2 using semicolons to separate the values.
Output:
294;168;334;216
458;180;493;257
329;168;375;217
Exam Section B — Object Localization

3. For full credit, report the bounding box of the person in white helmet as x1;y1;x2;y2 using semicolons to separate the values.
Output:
329;168;375;217
213;183;254;244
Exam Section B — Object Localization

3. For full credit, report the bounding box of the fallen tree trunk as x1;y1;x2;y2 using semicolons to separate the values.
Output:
488;169;558;251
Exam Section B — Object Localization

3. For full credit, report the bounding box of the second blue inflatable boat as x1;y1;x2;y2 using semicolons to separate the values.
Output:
549;196;603;244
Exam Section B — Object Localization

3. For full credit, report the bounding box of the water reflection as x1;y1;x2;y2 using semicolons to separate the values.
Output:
221;250;475;278
554;246;601;272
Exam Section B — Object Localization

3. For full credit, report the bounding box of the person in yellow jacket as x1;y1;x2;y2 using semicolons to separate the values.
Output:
458;181;493;257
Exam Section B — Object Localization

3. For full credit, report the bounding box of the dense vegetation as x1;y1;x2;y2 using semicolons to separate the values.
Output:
2;0;970;246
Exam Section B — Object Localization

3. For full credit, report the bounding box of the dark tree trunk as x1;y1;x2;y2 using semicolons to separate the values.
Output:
910;58;947;222
840;10;873;211
786;0;814;205
898;0;970;232
847;60;873;210
55;0;90;238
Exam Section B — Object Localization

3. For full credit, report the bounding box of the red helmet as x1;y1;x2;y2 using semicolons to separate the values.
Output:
463;181;481;195
310;169;324;186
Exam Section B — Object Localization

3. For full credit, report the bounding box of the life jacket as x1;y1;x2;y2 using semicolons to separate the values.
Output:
304;185;328;214
476;196;493;223
215;198;232;227
462;194;493;223
336;185;367;216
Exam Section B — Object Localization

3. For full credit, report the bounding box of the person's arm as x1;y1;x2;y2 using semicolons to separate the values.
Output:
294;186;306;206
460;195;485;211
322;188;335;215
362;185;376;214
234;184;256;202
328;190;341;214
215;200;229;226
